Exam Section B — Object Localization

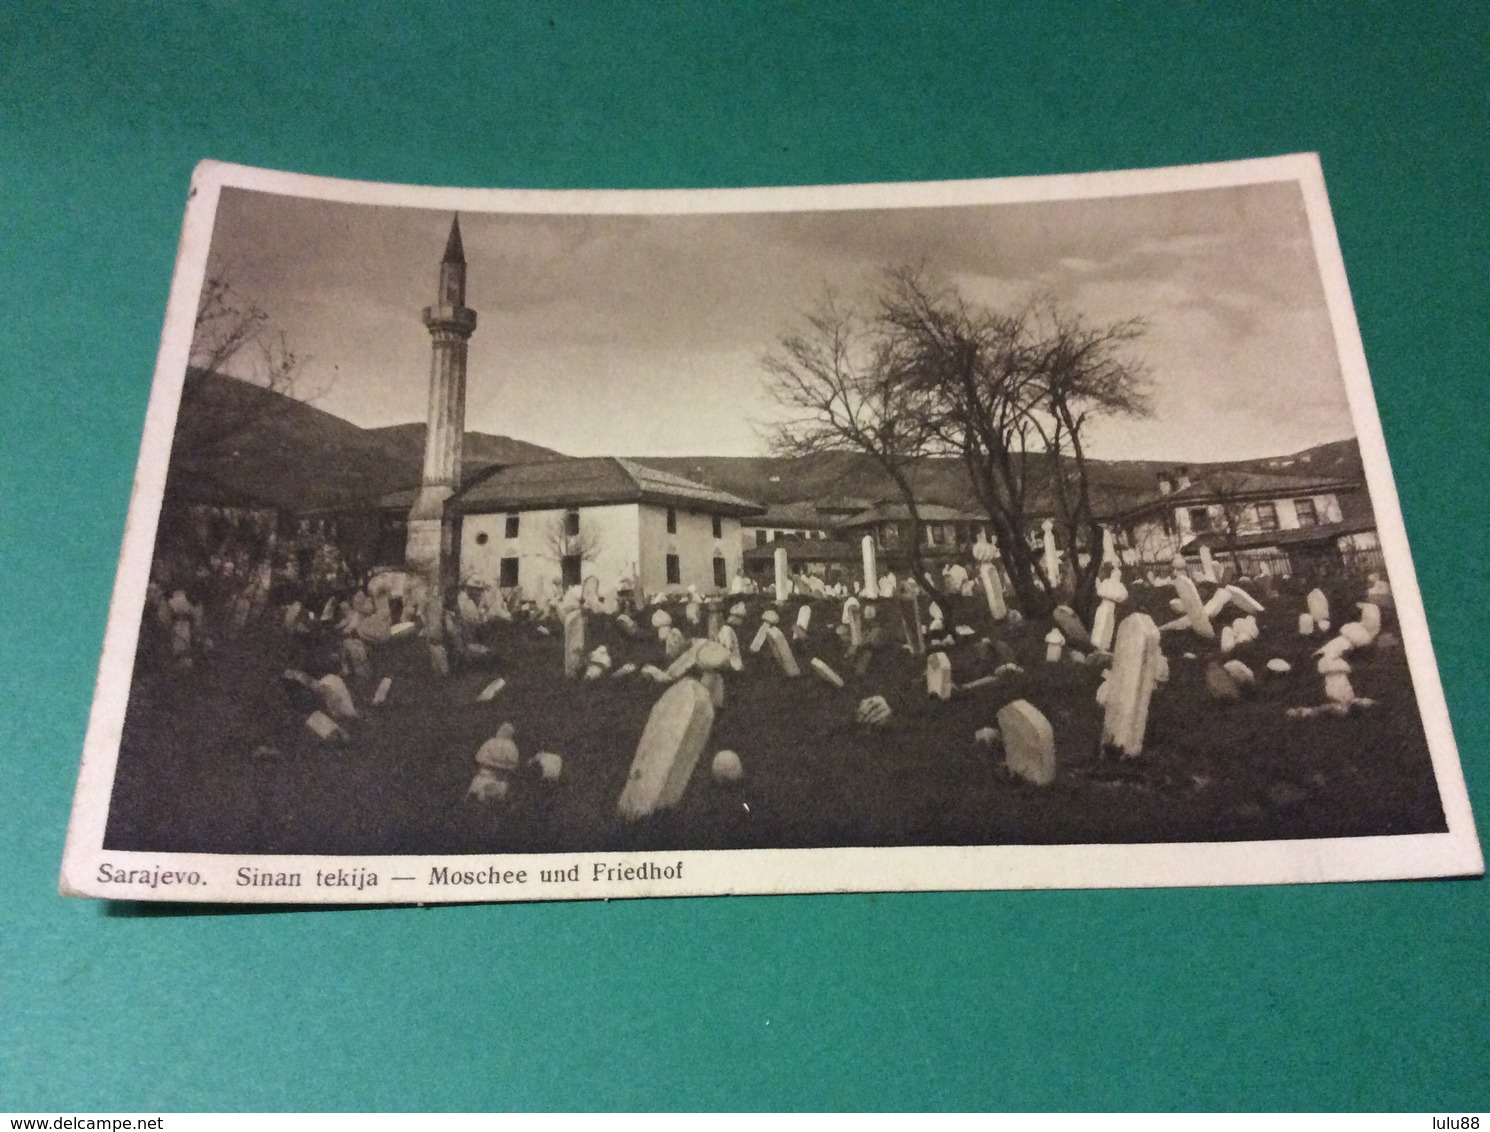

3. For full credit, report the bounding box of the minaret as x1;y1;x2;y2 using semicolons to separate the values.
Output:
405;215;478;592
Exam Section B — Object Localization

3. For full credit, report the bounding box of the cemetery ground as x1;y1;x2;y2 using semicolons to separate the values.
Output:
104;576;1446;858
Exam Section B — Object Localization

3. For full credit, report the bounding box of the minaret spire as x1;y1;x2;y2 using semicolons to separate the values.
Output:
406;215;478;616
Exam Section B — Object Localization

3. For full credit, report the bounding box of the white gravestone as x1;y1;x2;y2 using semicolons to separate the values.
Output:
1173;575;1215;640
1041;519;1060;588
861;535;878;598
811;658;845;689
794;604;812;642
774;547;791;604
563;609;585;678
925;652;953;700
998;699;1057;786
617;679;716;820
1100;613;1162;758
973;539;1008;621
1199;544;1218;583
1090;575;1128;652
1307;588;1330;626
764;625;800;676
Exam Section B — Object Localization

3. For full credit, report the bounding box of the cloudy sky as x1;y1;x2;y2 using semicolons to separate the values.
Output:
202;178;1356;462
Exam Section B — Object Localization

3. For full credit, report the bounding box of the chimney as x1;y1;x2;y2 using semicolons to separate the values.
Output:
1175;465;1192;491
1157;472;1173;496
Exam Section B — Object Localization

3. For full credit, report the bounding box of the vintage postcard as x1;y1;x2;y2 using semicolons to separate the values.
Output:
61;155;1482;903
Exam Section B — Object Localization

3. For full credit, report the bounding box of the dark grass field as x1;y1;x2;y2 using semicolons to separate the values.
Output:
103;575;1447;856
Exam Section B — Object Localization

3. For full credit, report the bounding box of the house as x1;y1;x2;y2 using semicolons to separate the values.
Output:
1112;466;1381;578
835;501;993;563
741;497;869;547
382;457;764;600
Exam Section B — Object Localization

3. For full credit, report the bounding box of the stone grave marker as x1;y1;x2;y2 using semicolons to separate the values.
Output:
1173;575;1215;639
749;623;771;653
1044;628;1065;663
563;608;586;678
706;602;724;641
581;575;600;611
1203;587;1232;619
716;624;744;670
811;657;845;688
1100;612;1161;758
998;699;1057;786
774;547;791;603
765;626;801;676
861;535;878;598
665;639;705;681
428;643;450;677
925;652;953;700
1307;588;1330;626
856;695;892;726
305;711;347;742
475;677;506;702
1199;544;1218;582
1226;584;1265;615
617;679;716;820
372;676;393;706
1222;659;1255;688
1052;605;1090;647
1090;574;1128;652
1298;613;1316;636
794;604;812;642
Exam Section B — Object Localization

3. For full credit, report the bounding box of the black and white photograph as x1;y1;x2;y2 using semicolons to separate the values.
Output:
61;156;1481;902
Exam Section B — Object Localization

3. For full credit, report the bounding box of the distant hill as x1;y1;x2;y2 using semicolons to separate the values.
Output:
167;370;1361;519
166;371;565;513
367;423;565;472
634;437;1365;518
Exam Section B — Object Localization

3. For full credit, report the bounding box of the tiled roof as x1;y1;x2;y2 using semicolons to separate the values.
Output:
452;456;764;516
1117;470;1359;520
838;501;989;527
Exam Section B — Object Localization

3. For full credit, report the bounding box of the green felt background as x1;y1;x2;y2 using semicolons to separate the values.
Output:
2;2;1487;1111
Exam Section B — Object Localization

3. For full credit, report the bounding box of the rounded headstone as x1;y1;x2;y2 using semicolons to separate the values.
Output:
711;749;744;783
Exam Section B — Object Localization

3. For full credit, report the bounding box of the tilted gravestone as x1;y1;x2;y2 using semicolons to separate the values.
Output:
998;699;1057;786
1173;575;1215;640
765;625;800;676
1100;613;1162;758
1052;605;1090;647
811;657;845;688
617;679;716;821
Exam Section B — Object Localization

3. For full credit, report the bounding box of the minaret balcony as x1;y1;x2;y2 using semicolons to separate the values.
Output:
422;304;478;337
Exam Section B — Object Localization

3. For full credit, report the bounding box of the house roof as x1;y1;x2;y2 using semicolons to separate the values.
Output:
1180;515;1378;554
1115;470;1360;522
838;501;989;528
747;501;839;529
450;456;765;516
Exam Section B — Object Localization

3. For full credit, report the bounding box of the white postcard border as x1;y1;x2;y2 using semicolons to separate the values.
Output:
61;154;1484;903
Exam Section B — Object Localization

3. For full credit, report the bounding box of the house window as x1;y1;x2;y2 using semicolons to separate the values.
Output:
666;553;681;585
1187;507;1212;533
564;509;580;537
713;555;727;589
666;508;677;534
755;529;767;548
499;557;519;588
561;554;582;589
504;515;520;539
712;514;723;539
1254;502;1279;532
1294;499;1318;528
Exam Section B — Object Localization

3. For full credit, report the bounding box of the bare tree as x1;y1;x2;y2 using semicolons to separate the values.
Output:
760;294;936;587
880;271;1149;621
1201;471;1257;576
172;276;312;470
544;513;603;586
